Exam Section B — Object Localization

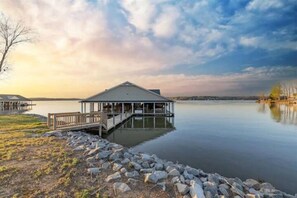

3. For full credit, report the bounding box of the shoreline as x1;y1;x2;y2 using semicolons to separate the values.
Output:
44;130;297;198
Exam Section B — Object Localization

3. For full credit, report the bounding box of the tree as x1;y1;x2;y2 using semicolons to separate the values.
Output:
0;15;32;74
269;83;282;100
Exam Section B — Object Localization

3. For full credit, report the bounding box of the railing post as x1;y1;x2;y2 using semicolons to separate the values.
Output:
53;114;57;130
47;113;51;128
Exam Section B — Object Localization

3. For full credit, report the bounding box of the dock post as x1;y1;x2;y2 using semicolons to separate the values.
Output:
47;113;51;128
53;114;57;130
99;125;102;137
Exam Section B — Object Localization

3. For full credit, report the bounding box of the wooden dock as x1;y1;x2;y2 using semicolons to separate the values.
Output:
47;112;133;132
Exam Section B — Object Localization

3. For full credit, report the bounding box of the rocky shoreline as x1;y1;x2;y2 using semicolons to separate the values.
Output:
44;131;297;198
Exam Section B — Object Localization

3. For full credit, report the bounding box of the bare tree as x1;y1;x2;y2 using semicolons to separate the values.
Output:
0;15;32;74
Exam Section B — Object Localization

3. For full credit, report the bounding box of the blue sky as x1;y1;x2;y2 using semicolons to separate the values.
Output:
0;0;296;97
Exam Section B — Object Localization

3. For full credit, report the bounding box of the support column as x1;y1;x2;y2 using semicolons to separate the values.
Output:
132;103;134;114
81;103;83;113
100;103;103;112
169;102;171;115
143;103;145;114
90;102;94;112
153;103;156;114
84;103;87;113
172;102;174;116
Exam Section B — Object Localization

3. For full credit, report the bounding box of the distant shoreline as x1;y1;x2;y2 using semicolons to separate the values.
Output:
30;98;82;101
30;96;260;101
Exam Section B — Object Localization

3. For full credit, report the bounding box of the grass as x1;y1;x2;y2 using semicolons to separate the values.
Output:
0;114;88;197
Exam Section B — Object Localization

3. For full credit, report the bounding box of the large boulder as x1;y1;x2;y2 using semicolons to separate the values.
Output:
168;168;180;176
98;150;112;159
105;172;121;182
144;171;168;184
125;171;140;178
113;182;131;195
244;179;261;190
176;183;190;195
189;180;205;198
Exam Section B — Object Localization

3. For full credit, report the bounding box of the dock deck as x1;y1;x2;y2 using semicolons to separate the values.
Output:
47;112;133;132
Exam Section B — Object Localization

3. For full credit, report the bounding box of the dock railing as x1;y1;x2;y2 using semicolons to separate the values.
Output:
47;112;107;130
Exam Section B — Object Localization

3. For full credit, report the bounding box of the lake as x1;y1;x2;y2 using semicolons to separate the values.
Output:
6;100;297;194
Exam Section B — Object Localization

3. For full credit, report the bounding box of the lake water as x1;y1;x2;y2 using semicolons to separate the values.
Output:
7;100;297;194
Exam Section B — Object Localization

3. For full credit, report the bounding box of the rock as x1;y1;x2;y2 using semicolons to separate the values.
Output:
127;178;139;185
125;171;140;178
141;153;153;161
98;150;112;159
101;162;110;169
180;175;185;183
208;174;220;184
176;183;190;195
120;167;127;174
113;182;131;195
184;170;194;180
105;172;121;182
124;152;133;159
144;171;168;183
219;186;229;197
172;176;180;184
246;194;256;198
205;191;212;198
168;168;180;176
166;166;176;173
231;186;245;197
121;158;130;164
232;182;243;192
260;182;275;193
154;163;164;170
96;142;106;149
109;143;123;149
113;163;122;171
157;182;166;191
185;166;200;176
129;161;142;170
87;148;99;156
219;183;229;189
189;180;205;198
43;130;63;137
73;145;85;151
140;168;154;173
142;161;150;168
109;150;122;161
87;167;101;175
203;182;218;196
244;179;261;190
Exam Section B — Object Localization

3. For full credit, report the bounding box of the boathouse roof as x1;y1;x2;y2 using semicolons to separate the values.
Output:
81;81;173;103
0;94;31;102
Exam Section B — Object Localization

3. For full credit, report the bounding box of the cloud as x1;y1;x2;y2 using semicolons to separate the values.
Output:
0;0;296;97
247;0;284;11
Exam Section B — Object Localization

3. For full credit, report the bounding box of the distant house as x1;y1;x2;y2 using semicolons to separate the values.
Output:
0;94;32;108
80;81;174;116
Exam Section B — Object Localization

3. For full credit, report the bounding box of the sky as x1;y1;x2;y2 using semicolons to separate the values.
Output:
0;0;296;97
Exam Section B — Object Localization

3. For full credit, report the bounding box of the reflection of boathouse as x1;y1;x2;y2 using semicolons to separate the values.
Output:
105;116;175;147
0;94;32;114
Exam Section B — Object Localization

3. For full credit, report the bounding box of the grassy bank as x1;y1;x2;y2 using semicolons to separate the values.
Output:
0;115;169;198
0;115;99;197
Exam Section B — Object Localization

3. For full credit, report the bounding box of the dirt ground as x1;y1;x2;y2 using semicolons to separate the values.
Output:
0;115;178;198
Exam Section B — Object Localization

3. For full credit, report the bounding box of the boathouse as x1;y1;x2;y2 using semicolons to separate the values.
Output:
0;94;32;108
80;81;174;116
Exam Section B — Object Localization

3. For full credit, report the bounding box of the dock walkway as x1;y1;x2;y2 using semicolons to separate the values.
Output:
47;112;133;132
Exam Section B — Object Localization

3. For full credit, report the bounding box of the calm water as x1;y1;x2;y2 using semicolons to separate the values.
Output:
11;100;297;193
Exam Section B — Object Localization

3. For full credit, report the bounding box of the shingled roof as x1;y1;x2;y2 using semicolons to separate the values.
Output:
0;94;31;102
81;81;172;103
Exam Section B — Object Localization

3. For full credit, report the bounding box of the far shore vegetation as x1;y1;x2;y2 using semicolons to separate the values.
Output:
258;81;297;104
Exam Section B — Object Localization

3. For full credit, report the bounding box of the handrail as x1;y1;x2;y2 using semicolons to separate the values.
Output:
47;112;108;130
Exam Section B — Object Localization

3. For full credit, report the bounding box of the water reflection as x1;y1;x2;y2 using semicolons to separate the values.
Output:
104;116;175;147
258;104;297;125
0;106;32;115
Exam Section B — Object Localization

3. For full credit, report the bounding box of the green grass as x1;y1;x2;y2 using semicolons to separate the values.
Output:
0;114;48;133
